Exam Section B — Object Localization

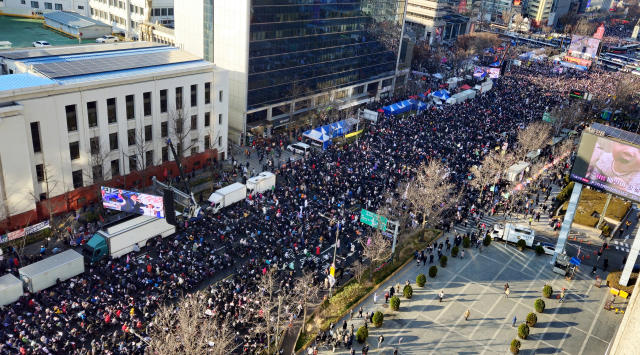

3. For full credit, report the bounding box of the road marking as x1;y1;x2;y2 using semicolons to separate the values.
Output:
577;294;609;355
553;327;572;355
615;246;620;250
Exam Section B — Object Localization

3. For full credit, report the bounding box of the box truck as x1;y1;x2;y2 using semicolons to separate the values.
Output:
0;274;23;306
246;172;276;194
82;215;175;266
492;223;535;247
19;250;85;293
207;183;247;213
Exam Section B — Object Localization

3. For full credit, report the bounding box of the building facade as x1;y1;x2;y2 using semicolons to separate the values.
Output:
0;0;89;18
405;0;473;44
88;0;174;36
175;0;408;143
0;43;228;225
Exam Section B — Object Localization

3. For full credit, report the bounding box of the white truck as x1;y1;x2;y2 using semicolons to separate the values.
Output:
19;250;85;293
0;274;23;306
492;223;535;247
82;215;175;266
246;172;276;195
207;183;247;213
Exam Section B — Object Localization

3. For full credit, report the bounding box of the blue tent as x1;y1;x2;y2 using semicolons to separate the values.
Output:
412;99;427;112
489;61;501;67
303;118;359;150
303;127;333;150
432;90;450;100
417;93;427;99
382;100;414;115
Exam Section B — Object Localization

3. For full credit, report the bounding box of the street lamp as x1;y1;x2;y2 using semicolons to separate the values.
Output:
319;213;341;298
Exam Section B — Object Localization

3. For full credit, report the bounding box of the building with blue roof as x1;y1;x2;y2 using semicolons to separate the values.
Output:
0;42;228;223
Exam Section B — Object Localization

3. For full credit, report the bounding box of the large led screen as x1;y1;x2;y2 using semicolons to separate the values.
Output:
568;35;601;58
101;187;165;218
571;132;640;203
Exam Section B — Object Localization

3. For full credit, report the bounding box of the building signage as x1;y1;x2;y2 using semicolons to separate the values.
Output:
564;56;592;67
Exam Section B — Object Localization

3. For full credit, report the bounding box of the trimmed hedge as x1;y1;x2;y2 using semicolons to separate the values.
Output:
535;245;544;255
451;246;459;257
526;312;537;327
390;296;400;311
372;311;384;327
356;326;368;343
483;235;491;246
518;324;530;339
403;284;413;299
510;339;521;354
463;237;471;248
416;274;426;287
429;266;438;278
556;182;574;205
440;255;448;267
543;285;553;298
517;239;527;250
534;299;546;313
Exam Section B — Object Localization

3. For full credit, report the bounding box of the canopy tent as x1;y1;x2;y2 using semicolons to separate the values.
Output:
302;128;333;150
414;100;427;112
460;84;472;90
302;118;360;150
432;90;451;100
489;61;501;67
381;99;427;115
417;93;427;99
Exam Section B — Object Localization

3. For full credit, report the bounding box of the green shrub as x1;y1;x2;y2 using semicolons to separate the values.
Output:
390;296;400;311
372;311;384;327
483;235;491;246
517;239;527;250
429;266;438;278
518;324;530;339
543;285;553;298
85;212;99;223
463;237;471;248
416;274;426;287
526;312;537;327
510;339;521;354
440;255;448;267
601;224;612;236
535;245;545;255
534;299;546;313
403;284;413;299
556;182;575;204
451;246;459;257
356;326;368;343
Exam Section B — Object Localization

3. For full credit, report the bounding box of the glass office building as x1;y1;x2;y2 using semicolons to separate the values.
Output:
245;0;404;111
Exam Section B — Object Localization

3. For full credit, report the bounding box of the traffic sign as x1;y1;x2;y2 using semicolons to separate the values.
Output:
330;265;335;277
360;209;388;231
542;112;556;123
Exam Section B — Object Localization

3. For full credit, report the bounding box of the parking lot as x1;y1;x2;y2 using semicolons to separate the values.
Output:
327;237;628;355
0;15;80;49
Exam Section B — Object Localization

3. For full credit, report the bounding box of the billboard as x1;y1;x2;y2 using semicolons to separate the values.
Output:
564;56;592;67
101;187;165;218
570;131;640;203
568;35;601;58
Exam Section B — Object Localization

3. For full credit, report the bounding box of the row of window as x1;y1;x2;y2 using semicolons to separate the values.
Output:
151;8;174;17
25;1;61;9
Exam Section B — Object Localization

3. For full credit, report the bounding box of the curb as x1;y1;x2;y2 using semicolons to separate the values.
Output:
294;231;442;355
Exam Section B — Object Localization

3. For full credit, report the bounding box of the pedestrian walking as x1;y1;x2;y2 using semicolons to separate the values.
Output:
358;307;363;318
389;286;395;298
504;288;510;298
512;316;517;327
373;293;378;304
559;291;565;303
603;257;609;272
377;335;384;348
350;309;354;320
597;249;602;260
384;292;389;303
439;291;444;302
460;250;465;259
464;309;471;321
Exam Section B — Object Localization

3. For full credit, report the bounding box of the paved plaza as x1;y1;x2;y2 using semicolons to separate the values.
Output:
325;237;628;355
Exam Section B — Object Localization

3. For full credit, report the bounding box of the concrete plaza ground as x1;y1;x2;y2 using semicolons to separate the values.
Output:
323;236;628;355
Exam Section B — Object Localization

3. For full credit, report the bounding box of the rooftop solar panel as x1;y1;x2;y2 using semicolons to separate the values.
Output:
0;42;165;61
590;123;640;146
31;50;202;79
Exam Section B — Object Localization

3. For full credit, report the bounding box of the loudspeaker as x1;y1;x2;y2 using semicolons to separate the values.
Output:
163;188;176;226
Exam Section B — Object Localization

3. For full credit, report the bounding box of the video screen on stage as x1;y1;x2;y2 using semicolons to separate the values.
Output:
101;187;165;218
568;35;601;58
570;132;640;203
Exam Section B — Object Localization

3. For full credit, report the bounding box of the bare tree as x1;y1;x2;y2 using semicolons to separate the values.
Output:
548;101;587;136
146;293;236;355
292;270;321;333
512;14;526;33
83;136;113;197
360;228;392;282
167;98;202;167
515;122;552;162
405;160;458;229
469;156;497;202
129;120;158;189
501;8;515;26
281;80;312;127
351;260;367;285
204;127;226;191
0;199;34;266
28;162;69;241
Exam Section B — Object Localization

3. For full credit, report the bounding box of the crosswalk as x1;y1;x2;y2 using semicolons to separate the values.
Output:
611;240;640;255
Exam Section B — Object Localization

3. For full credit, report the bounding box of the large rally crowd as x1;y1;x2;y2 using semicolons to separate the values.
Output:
0;29;637;355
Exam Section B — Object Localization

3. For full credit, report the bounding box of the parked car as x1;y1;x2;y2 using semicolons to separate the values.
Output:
96;35;119;43
32;41;51;47
535;242;565;256
286;143;310;155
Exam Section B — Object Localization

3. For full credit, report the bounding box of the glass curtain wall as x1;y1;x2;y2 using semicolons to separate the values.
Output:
248;0;404;110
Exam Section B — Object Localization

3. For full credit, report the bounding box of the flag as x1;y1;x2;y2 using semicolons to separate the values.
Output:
577;246;581;258
99;214;104;222
163;169;168;177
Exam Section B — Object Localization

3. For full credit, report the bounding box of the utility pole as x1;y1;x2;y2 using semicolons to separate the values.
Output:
319;214;341;297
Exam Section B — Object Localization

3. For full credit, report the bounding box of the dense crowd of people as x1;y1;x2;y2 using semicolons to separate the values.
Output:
1;29;638;355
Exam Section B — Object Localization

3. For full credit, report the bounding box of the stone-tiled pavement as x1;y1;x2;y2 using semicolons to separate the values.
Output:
322;237;628;355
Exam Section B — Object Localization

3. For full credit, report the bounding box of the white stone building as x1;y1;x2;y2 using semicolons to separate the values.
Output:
0;0;89;18
87;0;174;37
0;42;228;221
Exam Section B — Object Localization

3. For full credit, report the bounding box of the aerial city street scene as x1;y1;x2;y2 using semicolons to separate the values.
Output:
1;0;640;354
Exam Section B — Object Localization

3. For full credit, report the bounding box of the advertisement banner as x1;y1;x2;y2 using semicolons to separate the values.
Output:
564;56;592;67
0;220;50;244
568;35;601;58
487;68;500;78
571;132;640;204
101;187;165;218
